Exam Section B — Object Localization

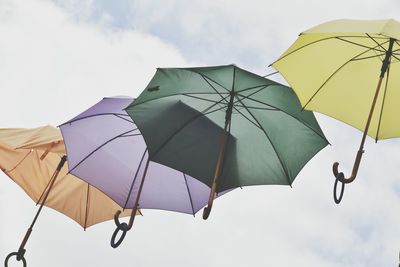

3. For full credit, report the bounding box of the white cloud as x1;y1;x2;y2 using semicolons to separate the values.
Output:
1;0;400;267
0;0;189;128
129;0;400;74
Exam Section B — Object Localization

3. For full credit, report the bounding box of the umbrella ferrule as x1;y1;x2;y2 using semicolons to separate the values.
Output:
380;38;395;77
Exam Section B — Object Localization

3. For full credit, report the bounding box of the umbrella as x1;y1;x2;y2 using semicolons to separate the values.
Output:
59;96;223;248
272;19;400;203
0;126;134;267
125;64;329;219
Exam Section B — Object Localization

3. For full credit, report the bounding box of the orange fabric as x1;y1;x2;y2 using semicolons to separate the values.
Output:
0;126;138;229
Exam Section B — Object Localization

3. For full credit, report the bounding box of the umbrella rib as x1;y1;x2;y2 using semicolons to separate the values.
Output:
351;53;386;61
182;173;196;216
59;113;131;126
114;114;135;123
182;94;224;104
236;93;329;144
366;35;400;62
232;106;263;130
394;41;400;56
390;52;400;62
119;133;142;138
233;86;272;106
83;183;90;230
123;149;147;210
149;95;231;159
302;41;389;111
235;105;279;111
263;71;279;78
271;35;388;66
198;74;231;102
68;129;138;173
191;70;231;93
233;95;292;185
3;150;32;173
366;33;389;53
375;62;391;141
129;92;230;109
336;36;387;53
236;84;271;94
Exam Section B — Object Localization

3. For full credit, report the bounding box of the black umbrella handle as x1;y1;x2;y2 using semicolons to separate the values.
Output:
4;250;27;267
110;210;133;248
111;210;138;249
333;172;345;204
331;149;364;204
202;205;212;220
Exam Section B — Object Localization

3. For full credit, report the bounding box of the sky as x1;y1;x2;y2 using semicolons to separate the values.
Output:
0;0;400;266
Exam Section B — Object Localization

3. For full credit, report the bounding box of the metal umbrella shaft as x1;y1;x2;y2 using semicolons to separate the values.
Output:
202;93;235;220
111;157;150;248
5;155;67;267
333;38;395;203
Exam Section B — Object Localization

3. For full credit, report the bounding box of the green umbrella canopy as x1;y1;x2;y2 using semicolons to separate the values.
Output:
126;65;328;195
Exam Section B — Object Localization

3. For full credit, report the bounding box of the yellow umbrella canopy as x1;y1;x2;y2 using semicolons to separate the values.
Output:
272;19;400;203
1;126;135;266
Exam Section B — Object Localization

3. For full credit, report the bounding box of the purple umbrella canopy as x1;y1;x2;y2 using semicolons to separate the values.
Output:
59;97;225;247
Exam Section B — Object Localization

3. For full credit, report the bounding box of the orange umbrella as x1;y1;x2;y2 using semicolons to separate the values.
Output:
1;126;137;266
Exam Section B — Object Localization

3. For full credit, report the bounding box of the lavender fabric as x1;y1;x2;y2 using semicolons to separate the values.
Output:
59;97;221;215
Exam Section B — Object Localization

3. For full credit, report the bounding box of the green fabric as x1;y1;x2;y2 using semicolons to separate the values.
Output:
126;65;328;192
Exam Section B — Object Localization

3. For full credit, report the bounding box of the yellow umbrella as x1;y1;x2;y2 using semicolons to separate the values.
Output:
1;126;136;266
272;19;400;203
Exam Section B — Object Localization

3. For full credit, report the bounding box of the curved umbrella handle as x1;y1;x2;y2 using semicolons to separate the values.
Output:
332;162;357;184
110;210;130;248
331;150;364;204
110;222;128;248
110;209;138;248
333;172;345;204
4;251;27;267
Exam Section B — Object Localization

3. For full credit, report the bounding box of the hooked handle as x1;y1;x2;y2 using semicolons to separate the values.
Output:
110;210;130;248
4;226;32;267
4;251;27;267
110;208;138;248
332;150;364;204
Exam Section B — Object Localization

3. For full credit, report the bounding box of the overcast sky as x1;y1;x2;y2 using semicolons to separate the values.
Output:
1;0;400;266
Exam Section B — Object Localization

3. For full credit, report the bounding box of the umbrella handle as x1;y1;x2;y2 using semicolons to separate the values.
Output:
333;172;345;204
331;149;364;204
202;205;212;220
110;210;131;248
4;250;27;267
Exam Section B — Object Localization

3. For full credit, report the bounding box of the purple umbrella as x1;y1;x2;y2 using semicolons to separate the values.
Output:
59;97;223;247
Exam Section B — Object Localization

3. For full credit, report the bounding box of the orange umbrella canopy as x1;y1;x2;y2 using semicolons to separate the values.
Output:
0;125;137;229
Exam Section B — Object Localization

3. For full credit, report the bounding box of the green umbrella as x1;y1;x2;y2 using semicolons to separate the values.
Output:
126;65;328;219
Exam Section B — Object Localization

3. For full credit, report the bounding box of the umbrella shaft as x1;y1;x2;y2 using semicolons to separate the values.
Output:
359;38;394;152
128;157;150;229
19;156;67;251
333;38;395;185
353;39;393;177
359;76;384;150
30;155;67;227
206;93;235;208
380;38;395;77
207;118;232;207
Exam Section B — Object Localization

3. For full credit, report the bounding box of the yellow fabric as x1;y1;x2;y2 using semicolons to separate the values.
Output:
0;126;137;229
273;19;400;140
